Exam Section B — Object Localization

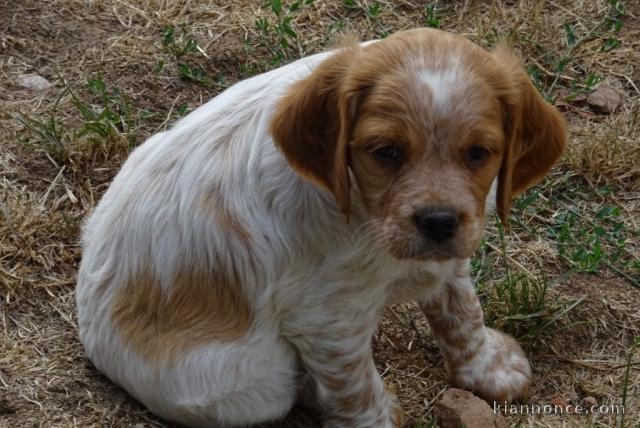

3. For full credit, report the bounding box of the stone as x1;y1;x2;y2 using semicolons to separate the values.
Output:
550;395;568;407
434;388;507;428
587;84;621;114
582;396;598;408
16;74;51;91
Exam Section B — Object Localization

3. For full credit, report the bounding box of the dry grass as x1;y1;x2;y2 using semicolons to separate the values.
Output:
1;0;639;427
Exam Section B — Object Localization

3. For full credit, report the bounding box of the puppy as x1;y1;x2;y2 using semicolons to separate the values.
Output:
76;28;566;427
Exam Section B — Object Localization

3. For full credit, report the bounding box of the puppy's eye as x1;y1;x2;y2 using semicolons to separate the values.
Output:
465;145;491;165
372;146;402;163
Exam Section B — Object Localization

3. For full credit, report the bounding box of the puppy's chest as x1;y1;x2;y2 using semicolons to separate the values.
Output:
320;250;448;298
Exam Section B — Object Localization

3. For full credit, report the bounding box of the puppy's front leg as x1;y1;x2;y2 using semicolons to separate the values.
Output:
290;323;402;428
419;263;531;402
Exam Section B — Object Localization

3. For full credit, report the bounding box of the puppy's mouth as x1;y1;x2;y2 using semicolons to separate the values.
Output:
376;213;482;261
386;237;466;261
382;222;482;261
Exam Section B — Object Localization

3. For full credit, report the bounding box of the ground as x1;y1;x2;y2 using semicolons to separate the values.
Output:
0;0;638;427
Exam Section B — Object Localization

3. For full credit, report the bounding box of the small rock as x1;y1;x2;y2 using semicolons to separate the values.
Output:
582;396;598;408
587;84;621;114
550;395;577;412
16;74;51;91
550;395;569;407
434;388;506;428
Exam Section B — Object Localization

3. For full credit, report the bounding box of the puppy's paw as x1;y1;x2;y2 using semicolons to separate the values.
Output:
449;328;531;402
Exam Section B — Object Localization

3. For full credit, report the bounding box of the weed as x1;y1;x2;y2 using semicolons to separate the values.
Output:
342;0;359;10
342;0;389;37
485;272;552;338
471;238;494;287
162;25;199;58
176;63;209;85
472;160;638;341
367;2;381;19
343;0;380;18
548;194;636;280
245;0;316;71
327;19;347;36
499;173;640;289
474;219;569;341
177;104;189;117
526;1;626;101
75;76;151;147
603;0;624;51
424;3;442;29
17;88;68;161
17;76;156;166
572;72;602;97
160;24;210;85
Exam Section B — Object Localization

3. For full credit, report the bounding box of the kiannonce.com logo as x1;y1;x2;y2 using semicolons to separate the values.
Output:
493;401;625;415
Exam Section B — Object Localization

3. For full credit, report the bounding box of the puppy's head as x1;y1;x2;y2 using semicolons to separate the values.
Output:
271;29;566;261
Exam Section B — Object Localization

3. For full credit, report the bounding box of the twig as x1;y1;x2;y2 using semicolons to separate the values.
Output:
157;95;181;132
536;354;640;372
40;166;66;206
609;71;640;96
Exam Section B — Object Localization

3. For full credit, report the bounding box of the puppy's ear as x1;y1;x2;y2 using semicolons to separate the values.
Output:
270;47;359;219
492;45;567;226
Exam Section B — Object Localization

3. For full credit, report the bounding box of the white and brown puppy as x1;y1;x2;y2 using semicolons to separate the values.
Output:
76;28;566;427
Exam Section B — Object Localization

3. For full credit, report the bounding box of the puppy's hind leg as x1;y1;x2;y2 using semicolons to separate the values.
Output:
153;334;301;428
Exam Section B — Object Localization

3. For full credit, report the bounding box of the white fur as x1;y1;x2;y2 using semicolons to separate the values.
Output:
419;68;460;112
76;37;528;427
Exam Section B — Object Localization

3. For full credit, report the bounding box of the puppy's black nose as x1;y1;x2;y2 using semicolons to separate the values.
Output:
413;207;459;242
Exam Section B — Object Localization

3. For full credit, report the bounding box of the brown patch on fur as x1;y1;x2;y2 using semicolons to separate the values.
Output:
270;46;359;219
201;183;252;245
491;44;567;225
111;265;253;364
